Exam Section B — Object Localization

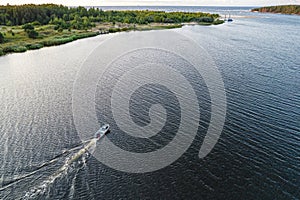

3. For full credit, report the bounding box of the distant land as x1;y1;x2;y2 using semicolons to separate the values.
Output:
251;5;300;15
0;4;223;56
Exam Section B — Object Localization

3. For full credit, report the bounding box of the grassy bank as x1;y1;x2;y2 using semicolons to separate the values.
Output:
0;23;181;56
0;4;224;56
0;21;224;56
0;26;97;56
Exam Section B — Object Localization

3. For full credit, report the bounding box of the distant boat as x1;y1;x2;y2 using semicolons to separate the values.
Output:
227;13;233;22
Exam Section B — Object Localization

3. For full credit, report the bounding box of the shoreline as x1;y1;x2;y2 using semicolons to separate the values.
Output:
0;4;224;56
251;10;300;16
0;22;223;57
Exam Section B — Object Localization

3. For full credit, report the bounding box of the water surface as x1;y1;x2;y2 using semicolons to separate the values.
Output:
0;7;299;200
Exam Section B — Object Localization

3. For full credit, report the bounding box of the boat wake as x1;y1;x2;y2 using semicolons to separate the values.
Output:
22;138;98;199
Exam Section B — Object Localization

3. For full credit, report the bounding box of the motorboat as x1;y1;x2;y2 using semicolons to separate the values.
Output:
95;124;110;139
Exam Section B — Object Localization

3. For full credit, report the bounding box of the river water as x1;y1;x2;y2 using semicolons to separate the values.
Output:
0;7;299;200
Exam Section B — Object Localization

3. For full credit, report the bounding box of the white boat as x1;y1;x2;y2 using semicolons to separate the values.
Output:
95;124;110;139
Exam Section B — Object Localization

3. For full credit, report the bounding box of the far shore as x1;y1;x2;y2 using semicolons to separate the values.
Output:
251;5;300;15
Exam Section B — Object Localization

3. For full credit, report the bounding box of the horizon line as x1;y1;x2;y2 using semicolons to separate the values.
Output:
1;3;299;7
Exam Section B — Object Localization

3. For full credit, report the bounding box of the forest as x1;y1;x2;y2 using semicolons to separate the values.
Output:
0;4;219;29
251;5;300;15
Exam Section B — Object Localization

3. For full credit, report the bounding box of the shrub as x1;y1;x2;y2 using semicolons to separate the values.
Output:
108;28;121;33
164;18;174;23
195;17;214;23
42;32;98;47
121;27;129;31
0;32;4;43
13;46;28;52
72;32;98;39
27;30;39;39
54;25;60;30
0;47;4;56
7;30;15;36
3;45;27;53
3;46;13;52
42;37;74;46
165;24;183;29
22;24;34;31
22;24;39;38
26;43;44;50
32;21;41;26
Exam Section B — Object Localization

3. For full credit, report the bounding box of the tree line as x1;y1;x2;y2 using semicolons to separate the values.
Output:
252;5;300;15
0;4;219;30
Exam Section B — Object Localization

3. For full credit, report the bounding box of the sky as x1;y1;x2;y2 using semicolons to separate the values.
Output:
1;0;300;6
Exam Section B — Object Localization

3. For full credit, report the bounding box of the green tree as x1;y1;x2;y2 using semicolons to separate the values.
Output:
123;17;130;24
63;14;69;21
154;16;163;22
6;20;12;26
